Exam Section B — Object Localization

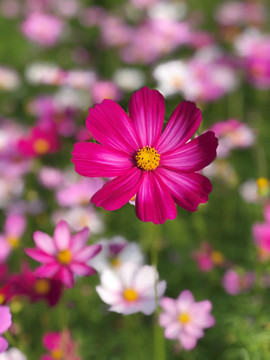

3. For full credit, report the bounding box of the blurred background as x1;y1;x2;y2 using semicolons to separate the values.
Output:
1;0;270;359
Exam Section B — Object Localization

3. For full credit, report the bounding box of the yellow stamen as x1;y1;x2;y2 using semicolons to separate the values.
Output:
111;258;121;268
178;312;191;324
135;146;160;171
257;177;269;189
0;294;5;304
33;139;50;154
123;288;138;302
7;235;20;248
211;251;224;265
57;249;72;265
34;279;50;295
51;349;63;360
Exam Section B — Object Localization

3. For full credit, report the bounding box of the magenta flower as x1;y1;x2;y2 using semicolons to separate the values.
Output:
41;330;80;360
222;269;255;295
159;290;215;350
25;220;101;288
72;87;218;224
0;306;12;353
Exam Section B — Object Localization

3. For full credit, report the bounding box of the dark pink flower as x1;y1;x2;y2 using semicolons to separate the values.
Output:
41;330;80;360
25;220;101;288
72;87;218;224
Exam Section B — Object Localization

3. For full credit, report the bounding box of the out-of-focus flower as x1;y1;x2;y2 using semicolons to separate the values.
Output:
113;68;145;91
17;125;60;158
96;262;166;315
130;0;160;10
21;13;64;47
0;214;26;263
91;81;122;104
192;242;225;272
41;329;80;360
253;203;270;259
222;269;255;295
26;220;101;288
51;206;104;234
210;119;255;158
0;306;12;353
0;177;25;210
159;290;215;350
239;177;270;203
25;63;64;86
0;0;20;18
202;159;238;187
0;67;20;90
89;236;144;273
0;347;27;360
72;87;217;224
38;167;65;189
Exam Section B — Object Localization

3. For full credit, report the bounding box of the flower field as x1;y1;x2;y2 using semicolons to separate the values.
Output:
0;0;270;359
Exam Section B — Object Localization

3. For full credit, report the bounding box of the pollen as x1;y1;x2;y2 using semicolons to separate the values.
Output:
33;138;50;154
34;279;50;295
135;146;160;171
123;288;139;302
178;312;191;324
57;249;72;265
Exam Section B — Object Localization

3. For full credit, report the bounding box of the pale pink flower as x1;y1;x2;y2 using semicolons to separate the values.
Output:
25;220;101;288
96;262;166;315
159;290;215;350
0;347;27;360
253;203;270;257
91;81;122;104
0;306;12;353
222;269;255;295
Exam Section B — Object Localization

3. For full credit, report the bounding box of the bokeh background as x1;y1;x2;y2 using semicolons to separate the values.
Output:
1;0;270;359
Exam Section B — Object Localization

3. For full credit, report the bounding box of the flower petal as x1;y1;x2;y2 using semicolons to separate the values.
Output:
35;263;60;278
156;101;202;153
0;306;12;333
135;172;177;224
69;263;96;276
74;244;102;262
86;99;140;153
53;220;71;251
72;142;133;178
128;87;165;147
70;227;90;253
25;248;53;263
0;337;8;353
91;167;142;211
57;267;74;288
33;231;56;255
157;168;212;212
160;131;218;173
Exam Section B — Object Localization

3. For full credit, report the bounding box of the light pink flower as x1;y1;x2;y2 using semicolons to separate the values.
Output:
0;347;27;360
21;13;64;47
25;220;101;288
159;290;215;350
91;81;122;104
72;87;218;224
222;269;255;295
253;203;270;257
192;242;225;272
96;262;166;315
0;306;12;353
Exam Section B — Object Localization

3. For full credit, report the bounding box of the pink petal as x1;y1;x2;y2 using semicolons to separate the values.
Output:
96;286;122;305
5;214;26;237
135;172;177;224
0;306;12;333
25;248;53;263
69;263;96;276
164;322;182;339
128;87;165;147
160;297;178;315
160;132;218;173
33;231;56;255
74;244;102;262
53;220;71;251
0;337;8;353
57;267;74;288
157;168;212;212
177;290;194;312
179;333;198;350
70;227;90;252
72;142;133;177
86;99;140;153
91;167;142;211
156;101;202;153
35;263;60;278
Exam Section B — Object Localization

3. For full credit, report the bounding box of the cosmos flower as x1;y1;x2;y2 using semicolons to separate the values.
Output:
0;348;27;360
0;306;12;353
96;262;166;315
159;290;215;350
41;330;80;360
25;220;101;288
222;269;255;295
72;87;218;224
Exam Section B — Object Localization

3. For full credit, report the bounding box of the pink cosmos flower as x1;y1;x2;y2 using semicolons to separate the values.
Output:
41;330;80;360
222;269;255;295
72;87;218;224
0;306;12;353
192;242;225;272
0;347;27;360
96;262;166;315
25;220;101;288
159;290;215;350
253;203;270;257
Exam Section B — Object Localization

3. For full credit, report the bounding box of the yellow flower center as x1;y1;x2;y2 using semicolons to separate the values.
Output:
51;349;63;360
57;249;72;265
34;279;51;295
111;258;121;268
0;294;5;304
7;235;20;248
135;146;160;171
178;313;191;324
211;251;224;265
33;139;50;154
257;177;269;189
123;288;138;302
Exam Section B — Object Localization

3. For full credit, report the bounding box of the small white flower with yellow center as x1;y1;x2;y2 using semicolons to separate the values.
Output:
96;262;166;315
